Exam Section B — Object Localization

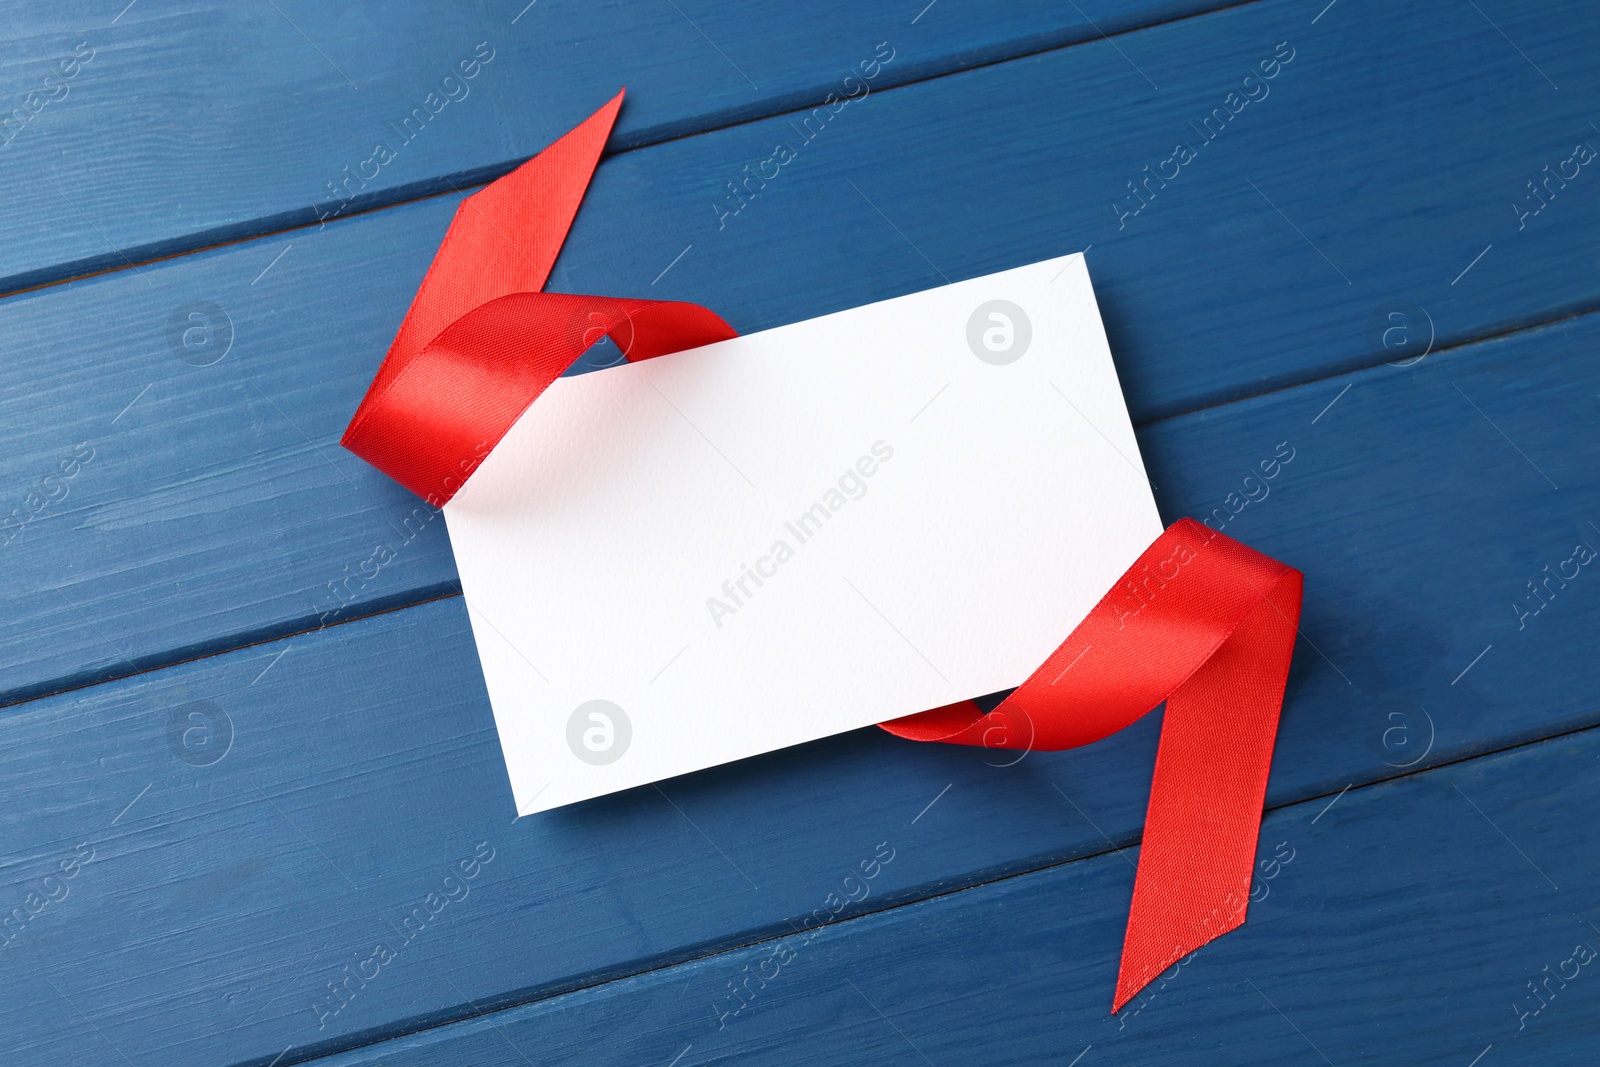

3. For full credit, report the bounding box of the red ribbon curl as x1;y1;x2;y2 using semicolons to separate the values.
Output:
342;90;1304;1013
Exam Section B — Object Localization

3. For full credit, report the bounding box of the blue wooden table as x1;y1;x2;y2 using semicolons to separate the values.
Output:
2;1;1597;1064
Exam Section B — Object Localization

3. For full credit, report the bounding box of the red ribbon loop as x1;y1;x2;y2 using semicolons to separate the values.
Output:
344;291;734;505
883;517;1302;1009
340;92;1304;1015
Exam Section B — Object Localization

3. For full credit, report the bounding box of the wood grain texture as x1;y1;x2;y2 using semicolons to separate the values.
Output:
305;724;1600;1067
4;0;1599;708
2;0;1597;1063
1;304;1593;1066
0;0;1226;295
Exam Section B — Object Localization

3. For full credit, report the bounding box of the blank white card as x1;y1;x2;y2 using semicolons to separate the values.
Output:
444;254;1162;816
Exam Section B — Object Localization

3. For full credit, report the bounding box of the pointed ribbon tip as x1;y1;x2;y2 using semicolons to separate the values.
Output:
883;519;1301;1014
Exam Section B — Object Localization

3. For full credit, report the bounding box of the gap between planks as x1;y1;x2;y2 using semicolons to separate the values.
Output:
0;0;1272;307
1;292;1590;720
259;715;1600;1067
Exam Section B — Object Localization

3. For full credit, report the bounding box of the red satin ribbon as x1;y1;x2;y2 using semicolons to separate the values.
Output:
342;90;1304;1013
881;518;1302;1009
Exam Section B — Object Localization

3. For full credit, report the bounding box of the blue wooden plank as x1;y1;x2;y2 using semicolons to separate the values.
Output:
4;1;1598;1061
5;0;1600;708
0;305;1594;1065
303;724;1600;1066
0;0;1227;295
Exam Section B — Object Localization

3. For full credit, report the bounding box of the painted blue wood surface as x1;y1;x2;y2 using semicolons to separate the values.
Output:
309;724;1600;1066
0;0;1595;1064
1;307;1593;1065
5;0;1599;710
0;0;1226;296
